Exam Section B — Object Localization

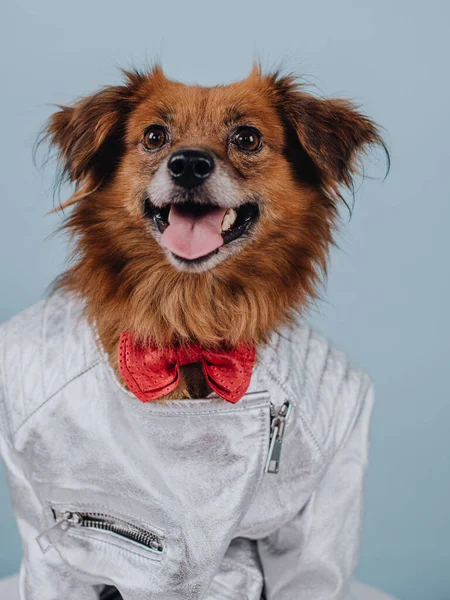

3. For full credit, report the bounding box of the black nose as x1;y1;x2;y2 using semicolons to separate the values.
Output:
167;150;214;188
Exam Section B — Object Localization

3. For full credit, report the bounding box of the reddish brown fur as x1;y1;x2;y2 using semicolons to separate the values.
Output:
44;64;383;398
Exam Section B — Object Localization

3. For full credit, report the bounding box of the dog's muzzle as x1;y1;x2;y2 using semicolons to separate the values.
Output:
145;148;260;266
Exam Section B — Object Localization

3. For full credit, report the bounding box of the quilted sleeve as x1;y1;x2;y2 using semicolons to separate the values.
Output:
0;320;100;600
257;376;375;600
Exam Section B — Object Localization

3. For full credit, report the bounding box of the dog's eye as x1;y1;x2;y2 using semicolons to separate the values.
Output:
231;127;262;152
142;125;168;151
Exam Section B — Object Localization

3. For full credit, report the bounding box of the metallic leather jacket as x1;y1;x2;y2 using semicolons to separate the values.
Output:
0;292;374;600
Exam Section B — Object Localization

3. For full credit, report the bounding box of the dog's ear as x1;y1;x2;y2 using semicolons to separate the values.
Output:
271;75;385;197
42;69;148;208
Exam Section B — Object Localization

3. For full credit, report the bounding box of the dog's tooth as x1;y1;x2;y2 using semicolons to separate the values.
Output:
221;209;238;232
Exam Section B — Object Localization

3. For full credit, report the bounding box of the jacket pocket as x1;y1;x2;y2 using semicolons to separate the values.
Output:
35;502;168;599
37;505;165;558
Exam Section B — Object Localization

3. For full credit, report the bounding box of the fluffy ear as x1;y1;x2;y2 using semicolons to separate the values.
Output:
42;70;146;208
271;75;386;197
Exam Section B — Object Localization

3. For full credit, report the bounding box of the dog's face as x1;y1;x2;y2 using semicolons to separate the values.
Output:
131;76;285;273
46;66;383;348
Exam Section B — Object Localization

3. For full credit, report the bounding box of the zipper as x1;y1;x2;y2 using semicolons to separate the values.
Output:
265;401;290;474
36;508;164;555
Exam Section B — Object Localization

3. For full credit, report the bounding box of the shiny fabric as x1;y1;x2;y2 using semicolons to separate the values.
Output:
0;292;375;600
118;331;256;403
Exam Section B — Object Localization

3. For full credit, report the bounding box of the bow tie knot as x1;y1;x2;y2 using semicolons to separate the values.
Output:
118;332;256;403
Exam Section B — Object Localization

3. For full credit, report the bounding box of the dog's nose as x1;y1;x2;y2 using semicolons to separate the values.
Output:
167;150;214;188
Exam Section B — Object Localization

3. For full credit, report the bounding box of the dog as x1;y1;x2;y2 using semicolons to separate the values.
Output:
0;64;386;599
44;63;383;400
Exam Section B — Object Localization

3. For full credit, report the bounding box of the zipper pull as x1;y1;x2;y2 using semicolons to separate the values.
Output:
149;538;164;553
265;402;290;474
36;511;81;554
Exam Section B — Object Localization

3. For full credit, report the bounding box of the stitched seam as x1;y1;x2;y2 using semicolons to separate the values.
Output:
240;405;271;508
275;329;292;388
138;403;269;417
276;464;315;478
229;405;272;537
324;356;350;455
62;295;70;384
315;348;345;457
39;296;49;404
115;401;270;417
336;372;369;456
81;311;89;368
67;530;164;563
254;405;271;491
16;310;27;430
301;328;318;427
302;327;314;384
262;363;325;461
14;361;101;435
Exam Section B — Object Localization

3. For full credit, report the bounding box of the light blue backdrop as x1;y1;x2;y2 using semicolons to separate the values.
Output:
1;1;449;598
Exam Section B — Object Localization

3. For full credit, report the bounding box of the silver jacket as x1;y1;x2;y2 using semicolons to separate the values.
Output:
0;292;374;600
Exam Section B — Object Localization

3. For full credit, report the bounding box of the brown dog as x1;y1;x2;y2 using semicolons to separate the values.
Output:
44;64;383;399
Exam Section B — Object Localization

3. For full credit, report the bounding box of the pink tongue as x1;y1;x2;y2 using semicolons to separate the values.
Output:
161;205;226;260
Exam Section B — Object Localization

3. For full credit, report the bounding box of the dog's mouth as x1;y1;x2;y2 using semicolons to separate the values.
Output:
144;200;259;261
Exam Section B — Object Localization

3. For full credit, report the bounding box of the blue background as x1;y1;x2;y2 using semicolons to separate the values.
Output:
1;1;449;598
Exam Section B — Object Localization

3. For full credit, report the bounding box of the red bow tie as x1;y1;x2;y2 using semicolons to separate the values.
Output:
118;332;256;403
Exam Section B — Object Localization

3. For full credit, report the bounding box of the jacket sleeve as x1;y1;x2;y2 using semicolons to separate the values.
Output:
0;351;100;600
257;380;375;600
